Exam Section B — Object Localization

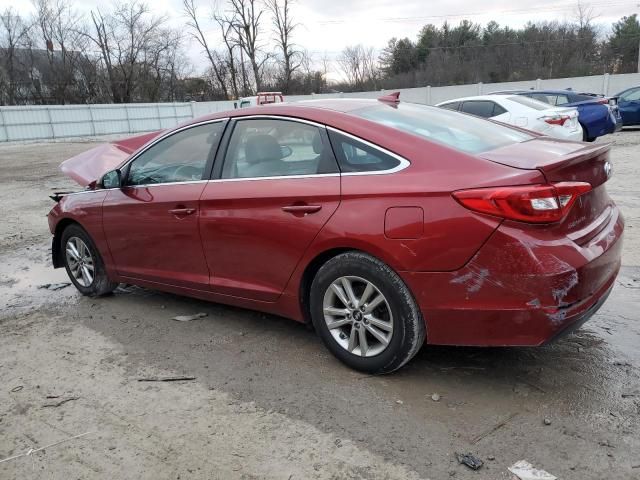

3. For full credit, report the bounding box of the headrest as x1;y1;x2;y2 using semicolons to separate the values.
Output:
245;135;282;164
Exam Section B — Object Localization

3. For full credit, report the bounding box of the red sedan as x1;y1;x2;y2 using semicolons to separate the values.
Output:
48;95;624;373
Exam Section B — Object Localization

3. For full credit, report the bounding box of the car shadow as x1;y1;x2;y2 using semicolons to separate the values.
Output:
80;281;634;440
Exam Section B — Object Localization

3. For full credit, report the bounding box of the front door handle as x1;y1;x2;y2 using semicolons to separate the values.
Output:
281;204;322;215
169;207;196;216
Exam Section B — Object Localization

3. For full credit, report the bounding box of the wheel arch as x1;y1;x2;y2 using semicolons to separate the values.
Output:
297;244;406;326
52;217;84;268
299;247;356;326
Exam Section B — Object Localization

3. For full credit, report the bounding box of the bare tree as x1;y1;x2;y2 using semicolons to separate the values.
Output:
265;0;301;93
338;44;379;90
183;0;230;99
228;0;267;92
31;0;91;104
0;8;31;105
214;13;243;98
84;1;169;103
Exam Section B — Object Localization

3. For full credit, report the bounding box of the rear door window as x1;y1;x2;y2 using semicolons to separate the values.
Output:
221;118;338;179
460;101;504;118
328;131;402;173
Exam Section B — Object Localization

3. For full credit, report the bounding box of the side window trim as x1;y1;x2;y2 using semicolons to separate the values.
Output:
121;118;229;187
326;127;410;176
211;115;339;181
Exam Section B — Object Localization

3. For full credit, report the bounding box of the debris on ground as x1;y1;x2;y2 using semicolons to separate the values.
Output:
137;376;196;382
471;412;518;444
543;418;552;425
0;431;92;464
37;282;71;291
613;361;631;366
395;400;403;405
508;460;557;480
431;393;441;402
172;313;208;322
42;396;79;408
10;385;23;393
456;452;483;470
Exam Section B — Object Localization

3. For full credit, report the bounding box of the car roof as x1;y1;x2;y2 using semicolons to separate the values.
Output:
196;98;384;123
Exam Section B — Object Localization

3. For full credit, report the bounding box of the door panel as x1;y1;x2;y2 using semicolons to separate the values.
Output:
103;183;210;289
199;177;340;301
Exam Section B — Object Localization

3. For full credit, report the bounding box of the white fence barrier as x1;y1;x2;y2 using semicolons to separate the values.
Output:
1;73;639;142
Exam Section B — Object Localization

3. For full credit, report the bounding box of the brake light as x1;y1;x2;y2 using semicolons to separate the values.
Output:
596;98;609;105
541;115;570;126
452;182;592;223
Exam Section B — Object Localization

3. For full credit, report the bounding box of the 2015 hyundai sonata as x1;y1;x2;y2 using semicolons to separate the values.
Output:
48;95;624;373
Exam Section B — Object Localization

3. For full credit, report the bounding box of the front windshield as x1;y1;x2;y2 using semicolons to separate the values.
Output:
352;102;532;154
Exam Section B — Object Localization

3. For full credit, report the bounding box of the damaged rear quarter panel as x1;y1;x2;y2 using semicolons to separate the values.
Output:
400;209;623;346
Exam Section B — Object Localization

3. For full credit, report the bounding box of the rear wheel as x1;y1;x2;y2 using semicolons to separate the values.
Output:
61;224;118;296
582;125;596;142
310;252;425;374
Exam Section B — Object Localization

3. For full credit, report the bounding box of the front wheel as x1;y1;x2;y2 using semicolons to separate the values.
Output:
61;224;118;296
310;252;425;374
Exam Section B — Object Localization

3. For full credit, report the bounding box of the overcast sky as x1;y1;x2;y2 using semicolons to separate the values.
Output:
2;0;638;78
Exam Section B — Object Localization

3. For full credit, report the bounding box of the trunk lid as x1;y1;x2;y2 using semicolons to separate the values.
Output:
480;137;610;186
480;138;613;241
60;131;161;187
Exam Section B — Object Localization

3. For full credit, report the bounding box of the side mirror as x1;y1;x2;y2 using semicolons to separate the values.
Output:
101;169;122;189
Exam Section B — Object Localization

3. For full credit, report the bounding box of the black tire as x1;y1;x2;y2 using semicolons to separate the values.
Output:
61;224;118;296
582;125;596;142
310;252;425;374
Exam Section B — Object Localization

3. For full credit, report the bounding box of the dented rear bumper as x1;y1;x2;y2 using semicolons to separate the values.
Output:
400;207;624;346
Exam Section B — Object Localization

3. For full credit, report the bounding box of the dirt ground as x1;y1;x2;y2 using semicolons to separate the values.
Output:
0;130;639;480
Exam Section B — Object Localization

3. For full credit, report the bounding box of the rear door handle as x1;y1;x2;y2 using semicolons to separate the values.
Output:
169;208;196;216
281;205;322;215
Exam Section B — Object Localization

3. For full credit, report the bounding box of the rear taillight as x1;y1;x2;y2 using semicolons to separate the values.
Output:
452;182;592;223
541;115;570;126
596;98;609;105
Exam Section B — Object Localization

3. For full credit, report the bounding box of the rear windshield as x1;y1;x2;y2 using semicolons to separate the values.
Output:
507;96;550;111
352;102;532;154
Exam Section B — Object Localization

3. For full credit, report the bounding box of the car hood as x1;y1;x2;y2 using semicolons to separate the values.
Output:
60;131;162;186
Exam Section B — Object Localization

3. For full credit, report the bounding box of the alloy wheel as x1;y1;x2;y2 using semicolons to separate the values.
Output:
322;276;394;357
65;236;95;287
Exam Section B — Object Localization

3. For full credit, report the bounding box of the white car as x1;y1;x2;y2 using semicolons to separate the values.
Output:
436;94;583;142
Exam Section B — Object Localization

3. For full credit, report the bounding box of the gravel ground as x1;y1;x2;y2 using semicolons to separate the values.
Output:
0;130;639;479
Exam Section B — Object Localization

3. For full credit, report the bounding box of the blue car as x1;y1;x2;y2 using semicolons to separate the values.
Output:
614;86;640;126
491;89;622;142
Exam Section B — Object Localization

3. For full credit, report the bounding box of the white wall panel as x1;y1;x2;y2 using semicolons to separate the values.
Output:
2;73;640;142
